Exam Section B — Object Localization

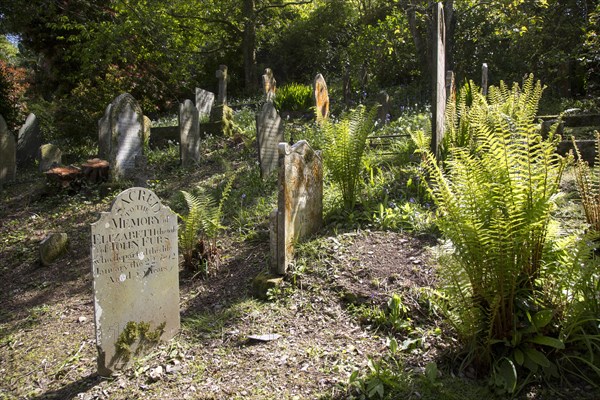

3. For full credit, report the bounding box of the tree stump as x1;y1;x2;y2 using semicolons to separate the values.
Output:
44;166;82;189
82;158;110;183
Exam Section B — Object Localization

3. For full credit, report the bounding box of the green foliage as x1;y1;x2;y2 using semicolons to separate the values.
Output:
178;175;234;276
0;59;28;130
321;105;378;209
424;76;586;391
572;131;600;232
273;83;313;113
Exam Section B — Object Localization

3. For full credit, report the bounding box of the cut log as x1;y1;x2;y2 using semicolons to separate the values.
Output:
82;158;110;183
44;166;82;188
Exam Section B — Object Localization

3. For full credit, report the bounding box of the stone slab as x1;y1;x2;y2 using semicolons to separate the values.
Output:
195;88;215;120
0;114;16;187
39;144;62;172
256;102;284;177
313;74;329;122
179;99;200;166
109;94;144;181
17;113;42;166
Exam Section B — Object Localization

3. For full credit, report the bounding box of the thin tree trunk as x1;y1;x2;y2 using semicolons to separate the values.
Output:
243;0;257;91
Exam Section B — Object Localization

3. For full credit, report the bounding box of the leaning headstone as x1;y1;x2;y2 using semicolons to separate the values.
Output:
0;114;16;188
481;63;489;96
195;88;215;120
91;187;179;376
38;144;62;172
98;103;112;159
143;116;151;148
270;141;323;275
256;102;284;177
17;113;42;166
431;2;446;159
262;68;277;102
39;233;69;266
377;91;390;125
109;94;144;181
313;74;329;122
179;99;200;167
216;65;228;105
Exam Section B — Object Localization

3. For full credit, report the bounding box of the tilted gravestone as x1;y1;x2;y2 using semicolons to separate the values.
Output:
179;99;201;167
195;88;215;121
38;144;62;172
313;73;329;122
262;68;277;102
216;65;228;105
0;114;16;188
17;113;42;166
270;141;323;275
143;115;151;148
91;187;179;376
109;94;144;181
256;102;284;177
431;2;446;159
98;103;112;159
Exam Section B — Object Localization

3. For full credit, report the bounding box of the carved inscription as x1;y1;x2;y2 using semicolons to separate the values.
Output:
91;187;179;376
257;102;284;178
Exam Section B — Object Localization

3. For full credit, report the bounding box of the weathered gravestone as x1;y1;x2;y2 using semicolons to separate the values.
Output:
143;116;151;148
262;68;277;101
313;74;329;122
256;102;284;177
482;63;489;96
216;65;228;105
446;70;456;104
431;2;446;159
179;99;200;167
377;91;390;125
91;187;179;376
17;113;42;166
38;144;62;172
270;141;323;275
98;103;112;159
0;114;16;188
39;232;69;266
195;88;215;120
109;94;144;181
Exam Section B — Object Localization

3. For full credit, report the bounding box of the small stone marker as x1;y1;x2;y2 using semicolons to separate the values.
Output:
256;102;284;177
91;187;179;376
195;88;215;120
0;114;16;188
482;63;489;96
38;144;62;172
270;141;323;275
109;94;144;181
446;70;456;104
377;91;390;125
98;103;112;159
39;233;69;266
143;116;151;147
17;113;42;166
262;68;276;101
431;2;446;159
216;65;228;105
313;74;329;122
179;99;200;167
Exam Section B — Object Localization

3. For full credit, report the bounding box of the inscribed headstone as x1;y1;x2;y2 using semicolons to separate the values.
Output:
377;91;390;125
216;65;228;105
179;99;200;167
38;144;62;172
313;74;329;122
17;113;42;166
270;141;323;274
109;94;144;181
431;2;446;158
482;63;489;96
195;88;215;120
256;102;284;177
98;103;112;159
0;114;16;187
91;187;179;376
262;68;276;102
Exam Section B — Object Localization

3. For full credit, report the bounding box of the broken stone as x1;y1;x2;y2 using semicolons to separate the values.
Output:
247;334;281;342
39;233;69;266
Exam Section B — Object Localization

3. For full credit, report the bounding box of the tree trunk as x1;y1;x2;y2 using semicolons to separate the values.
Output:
243;0;257;91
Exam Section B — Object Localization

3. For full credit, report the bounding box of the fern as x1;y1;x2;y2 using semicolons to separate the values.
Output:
321;105;378;209
573;131;600;232
424;76;568;373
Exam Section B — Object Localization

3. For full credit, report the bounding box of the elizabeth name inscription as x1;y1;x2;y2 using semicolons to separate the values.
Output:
91;187;179;376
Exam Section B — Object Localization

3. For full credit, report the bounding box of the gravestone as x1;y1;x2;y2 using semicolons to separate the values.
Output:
377;91;390;125
482;63;489;96
431;2;446;159
91;187;179;376
216;65;228;105
195;88;215;120
270;141;323;275
0;114;16;188
262;68;276;101
38;144;62;172
98;103;112;159
109;94;144;181
179;99;200;167
256;102;284;177
313;74;329;122
143;116;151;147
17;113;42;166
39;233;69;266
446;70;456;104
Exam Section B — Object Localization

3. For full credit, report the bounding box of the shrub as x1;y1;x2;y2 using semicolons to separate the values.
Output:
273;83;313;113
0;60;28;130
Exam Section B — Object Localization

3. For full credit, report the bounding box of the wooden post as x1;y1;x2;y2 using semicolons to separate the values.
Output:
482;63;488;96
431;2;446;159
